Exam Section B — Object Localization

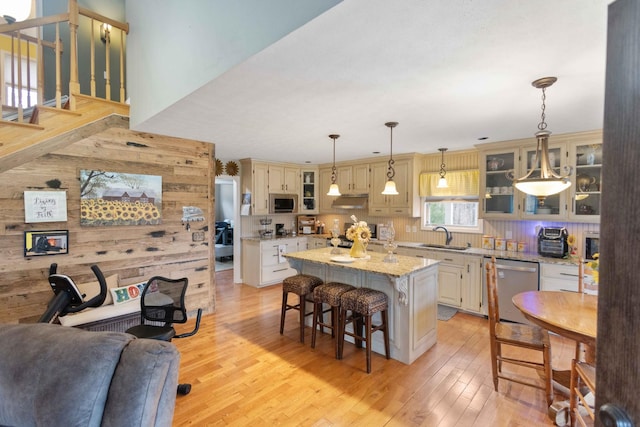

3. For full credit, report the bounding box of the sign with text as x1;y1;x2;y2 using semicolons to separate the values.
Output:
24;191;68;223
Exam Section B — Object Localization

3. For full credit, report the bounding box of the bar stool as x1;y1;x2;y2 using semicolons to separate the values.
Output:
338;287;390;373
311;282;356;358
279;274;323;343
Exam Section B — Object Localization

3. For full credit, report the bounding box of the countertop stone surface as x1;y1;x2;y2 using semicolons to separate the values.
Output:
242;235;576;266
284;247;439;278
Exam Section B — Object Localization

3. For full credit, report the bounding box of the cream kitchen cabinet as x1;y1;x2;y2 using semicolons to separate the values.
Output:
242;238;303;287
268;164;299;194
318;167;335;213
240;159;269;215
540;262;580;292
461;256;483;314
336;163;369;194
477;131;602;224
369;155;420;217
300;169;319;214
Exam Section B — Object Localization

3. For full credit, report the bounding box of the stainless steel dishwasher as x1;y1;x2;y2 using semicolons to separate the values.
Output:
482;257;539;324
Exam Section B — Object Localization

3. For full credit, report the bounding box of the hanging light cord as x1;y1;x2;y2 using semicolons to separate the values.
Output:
386;123;396;180
330;135;338;184
538;86;547;131
439;149;447;179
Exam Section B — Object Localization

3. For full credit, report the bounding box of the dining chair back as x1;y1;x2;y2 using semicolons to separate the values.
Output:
486;256;554;406
570;359;596;426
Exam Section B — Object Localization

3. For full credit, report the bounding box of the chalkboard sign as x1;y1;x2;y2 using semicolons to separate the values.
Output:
24;191;68;223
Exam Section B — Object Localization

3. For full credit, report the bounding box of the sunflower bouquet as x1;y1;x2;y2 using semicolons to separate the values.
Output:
586;253;599;285
346;215;372;243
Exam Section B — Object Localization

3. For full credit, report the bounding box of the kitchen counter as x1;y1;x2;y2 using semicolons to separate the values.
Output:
368;240;576;265
284;247;440;364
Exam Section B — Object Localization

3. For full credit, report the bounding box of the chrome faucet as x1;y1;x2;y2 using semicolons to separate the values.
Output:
433;226;453;245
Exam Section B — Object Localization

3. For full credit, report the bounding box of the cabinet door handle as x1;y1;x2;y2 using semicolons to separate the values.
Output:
443;257;454;262
273;268;288;272
496;263;538;273
560;272;580;278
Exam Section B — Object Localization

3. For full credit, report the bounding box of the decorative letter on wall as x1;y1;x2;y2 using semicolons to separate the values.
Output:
24;191;68;223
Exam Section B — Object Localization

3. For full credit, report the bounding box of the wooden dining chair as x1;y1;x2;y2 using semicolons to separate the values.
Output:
485;256;554;406
570;359;596;426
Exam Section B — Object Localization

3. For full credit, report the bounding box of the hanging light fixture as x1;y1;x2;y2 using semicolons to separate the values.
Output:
512;76;571;203
436;148;449;188
327;134;341;196
382;122;400;195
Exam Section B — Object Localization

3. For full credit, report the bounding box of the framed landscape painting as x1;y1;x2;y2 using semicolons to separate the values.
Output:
80;170;162;226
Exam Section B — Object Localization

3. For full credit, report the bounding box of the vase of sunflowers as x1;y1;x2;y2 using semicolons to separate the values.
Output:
346;215;371;258
585;253;599;285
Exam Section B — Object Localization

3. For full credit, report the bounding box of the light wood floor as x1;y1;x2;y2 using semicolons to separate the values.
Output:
171;270;576;426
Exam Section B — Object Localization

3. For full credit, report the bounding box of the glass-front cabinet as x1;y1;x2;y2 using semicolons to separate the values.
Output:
520;143;567;220
478;131;601;223
300;169;318;214
481;149;517;218
569;142;602;221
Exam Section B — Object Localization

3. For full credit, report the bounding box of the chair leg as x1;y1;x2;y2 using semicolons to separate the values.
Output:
299;293;306;343
279;291;288;335
365;314;372;373
489;337;499;391
543;344;554;406
311;301;320;349
382;309;390;360
569;359;578;426
331;306;339;358
338;308;346;360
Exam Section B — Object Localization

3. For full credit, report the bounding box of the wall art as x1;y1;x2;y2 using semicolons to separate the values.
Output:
24;230;69;257
79;170;162;226
24;191;67;223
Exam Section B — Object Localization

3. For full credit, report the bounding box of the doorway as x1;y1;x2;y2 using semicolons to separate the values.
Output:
215;175;241;284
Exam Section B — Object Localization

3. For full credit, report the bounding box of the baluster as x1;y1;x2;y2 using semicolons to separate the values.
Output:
90;18;96;97
55;22;61;108
16;30;23;122
119;29;125;103
37;25;43;106
105;28;111;101
68;0;79;110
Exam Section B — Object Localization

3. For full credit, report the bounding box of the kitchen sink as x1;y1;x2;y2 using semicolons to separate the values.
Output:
418;243;468;251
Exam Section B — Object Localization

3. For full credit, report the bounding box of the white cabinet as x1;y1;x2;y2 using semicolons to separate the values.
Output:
336;163;369;194
461;256;483;313
242;238;302;287
300;169;319;214
369;156;420;217
269;165;299;194
240;159;269;215
307;236;328;249
540;262;580;292
477;130;602;224
318;167;334;213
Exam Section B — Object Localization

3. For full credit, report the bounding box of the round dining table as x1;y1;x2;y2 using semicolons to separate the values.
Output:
512;291;598;348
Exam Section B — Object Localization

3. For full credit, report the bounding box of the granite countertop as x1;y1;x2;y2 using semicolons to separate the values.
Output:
284;247;439;278
241;234;332;242
368;240;576;266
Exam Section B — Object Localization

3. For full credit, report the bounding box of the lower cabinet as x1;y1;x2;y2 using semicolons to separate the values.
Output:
540;262;580;292
242;238;301;287
395;247;483;313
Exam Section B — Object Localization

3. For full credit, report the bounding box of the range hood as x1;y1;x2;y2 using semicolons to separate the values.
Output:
331;194;368;209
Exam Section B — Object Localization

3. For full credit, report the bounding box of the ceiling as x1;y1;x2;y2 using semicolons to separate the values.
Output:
136;0;611;166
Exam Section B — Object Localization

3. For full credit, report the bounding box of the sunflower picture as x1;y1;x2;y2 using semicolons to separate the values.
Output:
80;170;162;226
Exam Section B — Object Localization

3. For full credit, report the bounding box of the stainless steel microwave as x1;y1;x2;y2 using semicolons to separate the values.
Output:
269;194;298;214
584;232;600;261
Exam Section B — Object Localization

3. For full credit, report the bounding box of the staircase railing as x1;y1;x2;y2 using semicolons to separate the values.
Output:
0;0;129;124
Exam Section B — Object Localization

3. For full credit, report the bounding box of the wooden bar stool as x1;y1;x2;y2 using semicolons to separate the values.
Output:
338;287;390;373
311;282;356;358
279;274;323;343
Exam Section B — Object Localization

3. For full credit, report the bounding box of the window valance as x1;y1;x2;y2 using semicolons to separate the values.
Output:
419;169;479;197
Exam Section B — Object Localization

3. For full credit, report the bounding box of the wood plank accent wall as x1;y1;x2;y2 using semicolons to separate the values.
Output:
0;116;215;324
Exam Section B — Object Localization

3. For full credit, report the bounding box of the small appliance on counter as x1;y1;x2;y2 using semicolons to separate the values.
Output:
537;226;569;258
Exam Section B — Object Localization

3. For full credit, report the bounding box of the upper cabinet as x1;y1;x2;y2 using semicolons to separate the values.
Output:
268;165;299;194
569;139;602;222
336;164;369;194
369;155;420;217
240;159;269;215
300;168;319;214
477;130;602;223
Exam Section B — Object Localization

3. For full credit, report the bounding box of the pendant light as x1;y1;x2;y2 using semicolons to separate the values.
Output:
436;148;449;188
512;77;572;203
327;134;341;196
382;122;400;195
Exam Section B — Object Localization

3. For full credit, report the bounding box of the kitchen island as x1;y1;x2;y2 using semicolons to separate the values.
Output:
284;247;440;364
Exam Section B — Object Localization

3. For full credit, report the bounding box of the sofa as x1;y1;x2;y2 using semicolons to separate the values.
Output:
0;323;180;427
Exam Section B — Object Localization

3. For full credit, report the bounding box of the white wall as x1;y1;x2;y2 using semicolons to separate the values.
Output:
125;0;341;127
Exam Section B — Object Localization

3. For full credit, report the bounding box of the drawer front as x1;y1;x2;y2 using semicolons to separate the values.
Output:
540;262;580;280
540;277;579;292
262;265;296;283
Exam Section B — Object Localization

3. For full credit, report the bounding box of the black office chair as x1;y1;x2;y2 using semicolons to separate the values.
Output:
126;276;202;395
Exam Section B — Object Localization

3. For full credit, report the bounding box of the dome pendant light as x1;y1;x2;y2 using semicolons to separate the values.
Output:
436;148;449;188
327;134;341;196
382;122;400;195
512;77;572;203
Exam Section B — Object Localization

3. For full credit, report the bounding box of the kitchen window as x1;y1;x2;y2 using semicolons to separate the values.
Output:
419;169;483;233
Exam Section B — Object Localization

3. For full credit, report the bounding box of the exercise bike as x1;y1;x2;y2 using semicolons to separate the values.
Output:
38;263;107;324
